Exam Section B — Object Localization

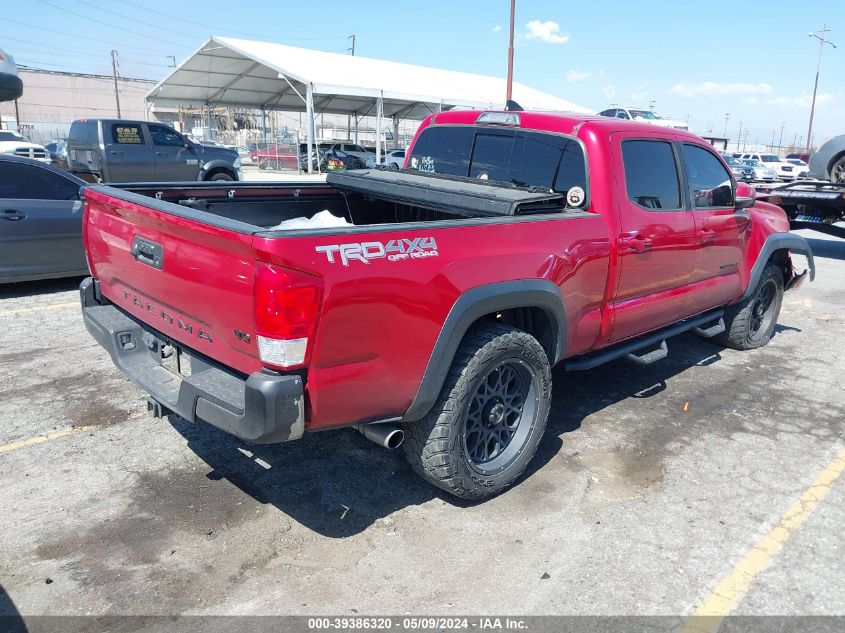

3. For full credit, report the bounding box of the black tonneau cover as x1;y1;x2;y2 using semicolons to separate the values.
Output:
327;170;566;217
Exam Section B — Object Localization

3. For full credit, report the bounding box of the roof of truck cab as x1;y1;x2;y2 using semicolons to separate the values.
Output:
427;110;708;143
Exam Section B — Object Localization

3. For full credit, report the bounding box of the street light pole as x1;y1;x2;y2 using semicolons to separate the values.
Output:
806;24;836;153
506;0;516;102
723;113;730;138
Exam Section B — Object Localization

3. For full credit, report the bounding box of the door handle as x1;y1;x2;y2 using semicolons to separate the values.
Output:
697;229;716;243
1;209;26;221
155;152;166;157
110;150;124;156
623;235;653;252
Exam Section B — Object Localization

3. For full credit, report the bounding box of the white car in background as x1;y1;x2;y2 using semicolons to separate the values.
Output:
785;158;810;178
598;107;688;130
0;130;50;164
735;152;797;181
740;159;777;182
365;148;406;170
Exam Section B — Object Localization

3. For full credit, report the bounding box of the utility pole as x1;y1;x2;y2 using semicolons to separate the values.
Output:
13;99;20;132
806;25;837;153
111;50;121;118
737;121;743;152
778;121;785;151
506;0;515;101
723;113;730;138
649;100;656;112
347;35;355;141
771;130;776;151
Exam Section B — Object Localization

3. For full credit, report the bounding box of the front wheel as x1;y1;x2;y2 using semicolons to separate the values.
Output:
830;155;845;184
715;262;784;350
402;322;552;500
208;171;234;181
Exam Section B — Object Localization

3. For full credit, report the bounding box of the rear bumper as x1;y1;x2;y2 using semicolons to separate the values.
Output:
80;278;305;444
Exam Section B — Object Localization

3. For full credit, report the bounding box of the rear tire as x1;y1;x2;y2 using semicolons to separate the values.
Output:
402;322;552;500
208;171;234;181
715;262;784;350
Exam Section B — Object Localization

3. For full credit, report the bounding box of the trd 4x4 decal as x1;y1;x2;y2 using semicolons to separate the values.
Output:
315;237;438;266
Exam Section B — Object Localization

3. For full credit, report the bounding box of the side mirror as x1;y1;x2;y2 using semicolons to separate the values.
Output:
735;182;756;209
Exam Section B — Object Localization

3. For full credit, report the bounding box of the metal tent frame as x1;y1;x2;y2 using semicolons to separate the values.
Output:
145;36;592;173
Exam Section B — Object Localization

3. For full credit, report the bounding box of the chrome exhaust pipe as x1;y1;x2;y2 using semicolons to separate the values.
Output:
356;423;404;449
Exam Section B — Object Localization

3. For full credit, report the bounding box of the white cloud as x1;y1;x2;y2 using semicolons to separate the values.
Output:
566;68;592;82
602;85;616;100
630;82;649;103
670;82;773;98
523;20;569;44
767;93;833;108
492;25;502;33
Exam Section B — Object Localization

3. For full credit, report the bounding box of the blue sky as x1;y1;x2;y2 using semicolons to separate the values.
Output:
3;0;843;147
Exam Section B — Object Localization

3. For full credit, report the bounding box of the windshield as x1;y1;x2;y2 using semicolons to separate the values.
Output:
0;131;28;142
723;156;741;166
629;110;659;120
760;155;780;162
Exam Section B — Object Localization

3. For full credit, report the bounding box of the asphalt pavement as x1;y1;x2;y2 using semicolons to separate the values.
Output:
0;230;842;624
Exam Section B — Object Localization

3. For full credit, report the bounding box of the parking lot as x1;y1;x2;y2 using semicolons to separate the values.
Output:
0;228;842;622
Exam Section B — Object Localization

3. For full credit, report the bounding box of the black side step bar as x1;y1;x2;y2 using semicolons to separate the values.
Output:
564;309;724;371
694;317;726;339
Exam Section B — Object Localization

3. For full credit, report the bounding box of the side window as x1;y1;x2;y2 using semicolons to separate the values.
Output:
0;163;78;200
395;149;405;158
621;140;682;211
407;125;474;176
617;111;630;120
554;141;588;195
469;133;514;181
599;109;614;117
148;124;184;147
111;124;144;145
682;144;734;208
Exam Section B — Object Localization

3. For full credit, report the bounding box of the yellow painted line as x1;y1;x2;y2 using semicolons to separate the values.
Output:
0;301;77;318
0;425;97;454
683;446;845;633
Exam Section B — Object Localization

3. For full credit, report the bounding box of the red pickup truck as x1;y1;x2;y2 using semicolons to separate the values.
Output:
80;109;814;499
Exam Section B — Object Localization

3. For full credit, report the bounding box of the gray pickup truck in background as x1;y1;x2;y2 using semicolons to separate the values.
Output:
67;119;240;183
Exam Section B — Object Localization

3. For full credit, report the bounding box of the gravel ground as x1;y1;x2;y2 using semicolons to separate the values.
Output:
0;230;842;626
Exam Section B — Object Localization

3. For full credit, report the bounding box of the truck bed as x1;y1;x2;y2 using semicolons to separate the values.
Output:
95;169;575;235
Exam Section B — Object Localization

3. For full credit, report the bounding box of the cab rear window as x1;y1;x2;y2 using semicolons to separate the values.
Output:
408;125;587;201
69;120;98;145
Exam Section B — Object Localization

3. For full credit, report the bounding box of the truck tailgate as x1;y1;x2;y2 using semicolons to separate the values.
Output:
83;187;261;375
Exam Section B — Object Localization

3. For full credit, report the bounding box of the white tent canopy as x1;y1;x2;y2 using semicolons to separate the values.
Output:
147;36;591;117
146;36;592;171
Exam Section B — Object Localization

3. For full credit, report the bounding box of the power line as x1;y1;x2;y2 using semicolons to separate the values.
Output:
74;0;197;39
35;0;190;49
118;0;351;42
2;18;184;55
3;40;173;68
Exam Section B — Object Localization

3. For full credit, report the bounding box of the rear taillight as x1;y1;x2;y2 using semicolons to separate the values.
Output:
254;263;323;369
